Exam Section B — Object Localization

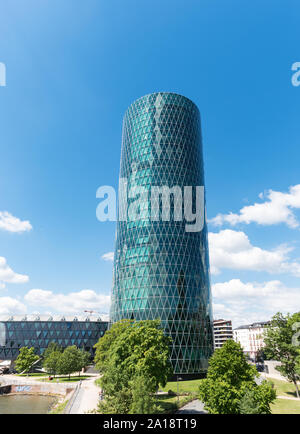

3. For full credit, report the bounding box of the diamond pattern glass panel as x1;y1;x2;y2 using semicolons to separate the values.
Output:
110;92;214;375
0;321;108;360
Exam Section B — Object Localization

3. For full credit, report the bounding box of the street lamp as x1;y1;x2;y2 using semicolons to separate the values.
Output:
177;376;183;405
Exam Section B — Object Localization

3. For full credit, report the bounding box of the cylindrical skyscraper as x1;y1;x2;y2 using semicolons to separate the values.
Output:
110;92;213;375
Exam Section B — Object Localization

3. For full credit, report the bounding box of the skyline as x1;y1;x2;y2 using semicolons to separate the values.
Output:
0;0;299;327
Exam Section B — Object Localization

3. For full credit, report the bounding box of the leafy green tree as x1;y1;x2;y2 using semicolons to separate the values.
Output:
198;340;276;414
94;319;132;372
129;375;162;414
43;350;62;377
15;347;40;374
78;349;91;376
239;390;259;414
94;319;172;414
57;345;82;379
264;312;300;398
239;385;276;414
43;342;62;360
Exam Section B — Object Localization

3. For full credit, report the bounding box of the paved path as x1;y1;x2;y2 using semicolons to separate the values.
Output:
69;376;101;414
277;395;300;401
177;399;207;414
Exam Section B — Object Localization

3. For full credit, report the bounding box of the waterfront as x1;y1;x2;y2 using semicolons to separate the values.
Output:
0;395;56;414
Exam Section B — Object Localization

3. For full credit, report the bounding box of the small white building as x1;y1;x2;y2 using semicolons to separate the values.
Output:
233;321;270;361
213;319;233;349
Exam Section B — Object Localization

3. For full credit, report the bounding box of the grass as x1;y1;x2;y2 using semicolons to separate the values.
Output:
17;372;49;377
267;378;299;398
48;399;69;414
157;379;201;413
163;377;300;414
271;399;300;414
155;395;195;414
38;375;89;383
162;379;202;395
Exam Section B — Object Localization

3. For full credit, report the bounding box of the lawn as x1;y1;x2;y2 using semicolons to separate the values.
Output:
155;395;194;414
161;378;202;395
267;378;299;398
271;399;300;414
164;377;300;414
38;375;89;383
17;372;49;377
96;376;300;414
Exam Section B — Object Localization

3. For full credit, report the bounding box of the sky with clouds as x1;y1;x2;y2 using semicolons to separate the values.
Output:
0;0;299;327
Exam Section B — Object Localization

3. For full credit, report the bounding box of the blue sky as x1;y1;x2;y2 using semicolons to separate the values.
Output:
0;0;299;326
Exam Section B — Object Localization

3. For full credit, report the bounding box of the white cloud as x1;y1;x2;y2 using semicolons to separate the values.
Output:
209;184;300;228
24;289;111;315
0;211;32;233
212;279;281;298
212;279;300;327
0;297;27;315
0;257;29;285
208;229;300;276
101;252;114;262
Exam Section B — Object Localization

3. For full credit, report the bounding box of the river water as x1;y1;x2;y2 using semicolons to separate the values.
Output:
0;395;56;414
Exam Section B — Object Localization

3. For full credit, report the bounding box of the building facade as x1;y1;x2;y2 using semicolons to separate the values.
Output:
110;92;214;375
213;319;233;349
0;315;108;361
233;321;270;361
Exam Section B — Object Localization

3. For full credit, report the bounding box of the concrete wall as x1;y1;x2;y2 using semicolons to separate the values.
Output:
264;361;286;381
0;378;74;396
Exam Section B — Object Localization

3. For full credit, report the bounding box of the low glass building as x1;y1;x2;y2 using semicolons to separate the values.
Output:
0;315;108;360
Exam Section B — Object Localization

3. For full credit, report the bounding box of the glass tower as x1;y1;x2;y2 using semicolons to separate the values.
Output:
110;92;213;375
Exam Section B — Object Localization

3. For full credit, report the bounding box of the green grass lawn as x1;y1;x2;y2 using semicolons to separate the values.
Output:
164;377;300;414
271;399;300;414
17;372;49;377
161;378;202;395
155;395;194;414
267;378;299;398
38;375;89;383
96;376;300;414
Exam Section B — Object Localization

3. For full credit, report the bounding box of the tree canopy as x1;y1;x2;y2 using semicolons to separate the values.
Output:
15;346;40;374
94;319;172;414
264;311;300;398
198;340;276;414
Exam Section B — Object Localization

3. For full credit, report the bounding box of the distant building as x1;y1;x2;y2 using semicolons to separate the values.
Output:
213;319;233;349
0;315;108;361
233;321;270;361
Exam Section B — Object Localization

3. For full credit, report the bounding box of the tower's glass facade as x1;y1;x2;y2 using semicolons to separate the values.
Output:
110;92;213;375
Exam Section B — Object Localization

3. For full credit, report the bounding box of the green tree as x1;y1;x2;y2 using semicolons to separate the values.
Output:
198;340;276;414
239;390;260;414
43;342;62;360
43;350;62;377
57;345;81;379
94;319;132;372
78;349;91;376
264;312;300;398
129;375;162;414
15;347;40;374
94;319;172;414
